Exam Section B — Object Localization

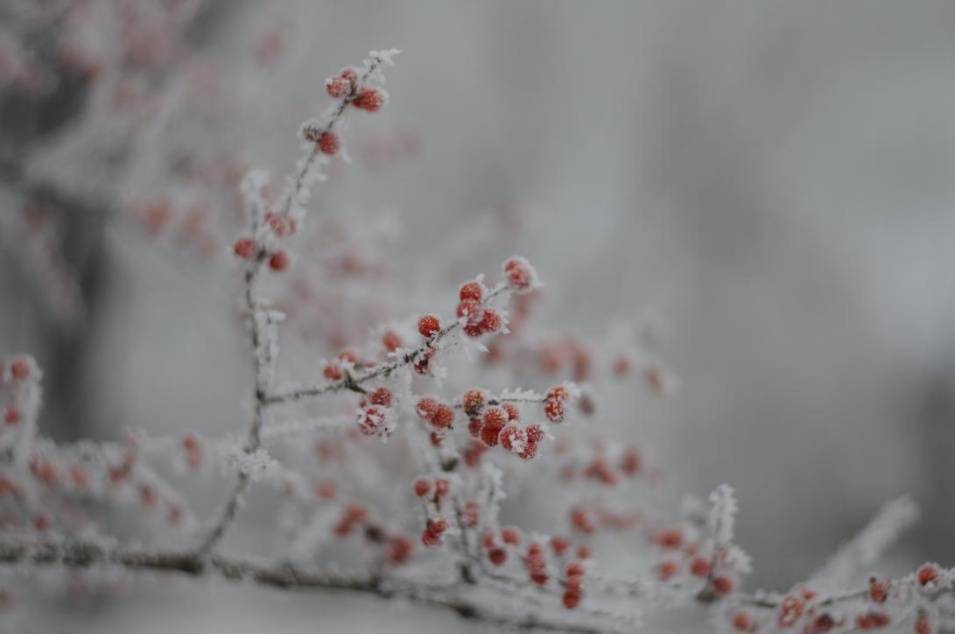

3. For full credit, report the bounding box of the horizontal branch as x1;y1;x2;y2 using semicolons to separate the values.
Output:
264;284;509;406
0;539;612;634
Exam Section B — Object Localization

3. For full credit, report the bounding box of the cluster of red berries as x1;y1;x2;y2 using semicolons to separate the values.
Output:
855;611;891;630
420;517;448;547
415;396;455;431
460;391;544;460
536;339;592;382
455;280;503;338
413;476;451;509
325;66;387;112
543;385;569;422
356;387;394;437
232;226;292;273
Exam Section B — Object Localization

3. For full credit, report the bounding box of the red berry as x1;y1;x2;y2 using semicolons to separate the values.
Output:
689;556;711;578
459;281;483;302
570;507;596;535
434;479;450;498
3;408;20;425
501;527;520;545
565;561;585;578
499;425;527;454
317;131;339;155
732;612;754;632
480;407;507;446
462;389;486;417
232;237;256;260
479;308;503;334
656;528;683;550
352;87;384;112
340;67;359;87
856;611;891;630
467;417;483;437
918;563;940;587
324;362;343;381
488;548;507;566
417;315;441;339
431;404;454;429
415;397;439;420
550;535;570;556
268;250;290;272
915;613;935;634
502;402;520;421
9;358;30;381
356;405;387;437
382;330;402;352
413;478;431;497
620;447;641;475
326;76;351;98
369;387;392;407
388;536;414;565
562;590;582;609
657;559;679;581
712;575;735;595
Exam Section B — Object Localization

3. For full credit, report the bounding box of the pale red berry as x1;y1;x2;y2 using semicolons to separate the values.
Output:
732;612;754;632
413;478;431;497
459;280;483;302
268;250;290;272
388;535;413;565
3;408;20;426
550;535;570;557
915;613;935;634
620;447;641;475
232;237;256;260
503;256;536;293
352;87;384;112
382;330;402;352
856;611;891;630
501;527;521;545
324;362;343;381
340;67;359;88
657;559;679;581
265;212;296;237
434;479;450;498
326;76;351;98
570;507;596;535
9;359;30;381
417;314;441;338
317;131;339;155
689;556;711;578
656;528;683;550
918;563;940;587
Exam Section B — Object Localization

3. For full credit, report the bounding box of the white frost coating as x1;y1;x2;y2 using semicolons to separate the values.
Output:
809;496;920;590
707;484;738;546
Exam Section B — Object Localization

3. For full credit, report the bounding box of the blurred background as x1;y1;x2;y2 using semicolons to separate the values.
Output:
2;1;955;631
